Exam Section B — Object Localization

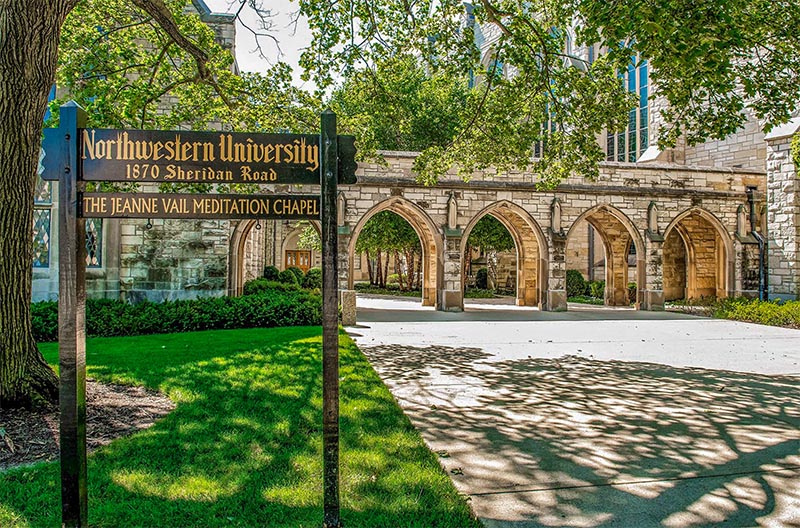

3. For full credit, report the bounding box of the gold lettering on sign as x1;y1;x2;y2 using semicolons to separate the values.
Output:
218;135;319;171
83;130;320;178
83;195;108;214
110;196;158;216
82;130;217;163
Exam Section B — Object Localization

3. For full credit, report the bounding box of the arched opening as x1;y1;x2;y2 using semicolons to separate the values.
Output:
348;198;441;307
663;209;732;302
565;205;645;308
460;201;549;308
228;219;321;296
280;222;321;273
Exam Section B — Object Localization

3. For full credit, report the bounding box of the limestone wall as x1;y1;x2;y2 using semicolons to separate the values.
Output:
683;115;766;171
765;120;800;300
338;152;764;310
118;218;229;303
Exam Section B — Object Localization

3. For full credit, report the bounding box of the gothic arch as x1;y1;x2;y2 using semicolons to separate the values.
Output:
565;204;646;308
460;201;550;308
280;221;322;272
228;219;321;296
663;207;733;300
347;197;442;307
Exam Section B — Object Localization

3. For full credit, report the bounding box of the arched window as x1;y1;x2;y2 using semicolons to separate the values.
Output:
607;55;649;162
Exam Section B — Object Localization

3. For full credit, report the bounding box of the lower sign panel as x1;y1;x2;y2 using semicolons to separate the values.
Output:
80;193;320;220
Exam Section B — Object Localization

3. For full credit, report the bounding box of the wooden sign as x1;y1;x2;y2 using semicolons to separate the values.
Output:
80;193;320;220
51;101;346;528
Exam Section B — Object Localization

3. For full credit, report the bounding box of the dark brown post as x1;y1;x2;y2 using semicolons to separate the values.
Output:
320;109;340;527
58;101;88;527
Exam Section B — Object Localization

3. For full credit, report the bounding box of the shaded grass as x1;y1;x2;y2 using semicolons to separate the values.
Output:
0;327;479;527
567;295;605;305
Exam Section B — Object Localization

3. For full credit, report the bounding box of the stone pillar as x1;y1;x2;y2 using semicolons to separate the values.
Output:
337;228;352;291
643;232;665;310
546;232;568;311
340;290;357;326
440;229;464;311
606;235;631;306
765;119;800;300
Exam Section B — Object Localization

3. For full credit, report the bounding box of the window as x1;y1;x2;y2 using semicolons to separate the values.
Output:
85;218;103;268
32;177;52;268
285;250;311;273
607;55;649;162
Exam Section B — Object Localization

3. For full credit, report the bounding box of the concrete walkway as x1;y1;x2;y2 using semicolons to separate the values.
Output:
348;296;800;527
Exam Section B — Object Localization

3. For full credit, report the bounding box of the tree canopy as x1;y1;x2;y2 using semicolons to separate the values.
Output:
300;0;800;185
467;215;515;254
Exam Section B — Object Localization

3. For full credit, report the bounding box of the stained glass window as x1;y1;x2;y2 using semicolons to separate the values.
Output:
85;218;103;268
33;176;52;268
32;209;51;268
34;177;51;204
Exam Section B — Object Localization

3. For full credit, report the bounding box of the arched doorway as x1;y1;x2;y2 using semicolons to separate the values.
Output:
460;201;549;308
228;219;321;296
663;208;732;301
348;198;441;307
565;205;645;308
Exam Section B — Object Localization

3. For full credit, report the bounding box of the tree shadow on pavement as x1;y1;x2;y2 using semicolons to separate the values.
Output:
362;343;800;528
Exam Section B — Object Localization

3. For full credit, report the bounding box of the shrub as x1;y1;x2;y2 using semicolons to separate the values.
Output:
566;270;587;297
628;282;637;304
713;298;800;328
475;267;489;290
303;267;323;290
387;273;399;285
285;266;305;284
588;280;605;299
263;265;279;280
278;269;299;285
243;278;300;295
464;288;495;299
31;300;58;342
31;290;322;342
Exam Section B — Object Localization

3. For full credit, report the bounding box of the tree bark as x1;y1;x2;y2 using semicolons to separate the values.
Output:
0;1;79;408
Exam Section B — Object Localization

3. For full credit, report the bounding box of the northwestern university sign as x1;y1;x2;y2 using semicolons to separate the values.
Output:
43;101;349;528
80;129;321;184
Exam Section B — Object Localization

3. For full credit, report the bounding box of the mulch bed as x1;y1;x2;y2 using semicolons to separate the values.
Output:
0;380;175;471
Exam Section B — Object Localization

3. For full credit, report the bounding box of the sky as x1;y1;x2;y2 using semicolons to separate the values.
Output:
204;0;313;87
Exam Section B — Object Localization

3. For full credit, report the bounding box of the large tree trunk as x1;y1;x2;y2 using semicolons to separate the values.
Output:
0;1;76;408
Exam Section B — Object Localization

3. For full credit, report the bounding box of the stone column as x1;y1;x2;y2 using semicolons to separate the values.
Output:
336;228;356;325
765;119;800;300
643;232;665;310
546;231;568;311
440;229;464;311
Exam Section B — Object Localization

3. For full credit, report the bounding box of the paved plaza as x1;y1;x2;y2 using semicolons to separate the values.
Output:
349;296;800;527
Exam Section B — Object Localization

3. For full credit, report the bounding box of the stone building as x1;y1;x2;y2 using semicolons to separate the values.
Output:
32;4;800;308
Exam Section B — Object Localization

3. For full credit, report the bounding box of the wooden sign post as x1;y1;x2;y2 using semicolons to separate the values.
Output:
320;110;340;528
42;102;353;527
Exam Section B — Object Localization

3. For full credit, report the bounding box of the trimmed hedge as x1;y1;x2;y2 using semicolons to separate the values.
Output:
243;278;300;295
713;298;800;329
303;267;322;290
286;266;305;284
566;270;587;297
278;269;299;285
263;265;280;280
32;290;321;342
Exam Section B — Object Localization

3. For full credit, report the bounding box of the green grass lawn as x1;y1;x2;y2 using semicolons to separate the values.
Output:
567;295;605;305
0;327;480;528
